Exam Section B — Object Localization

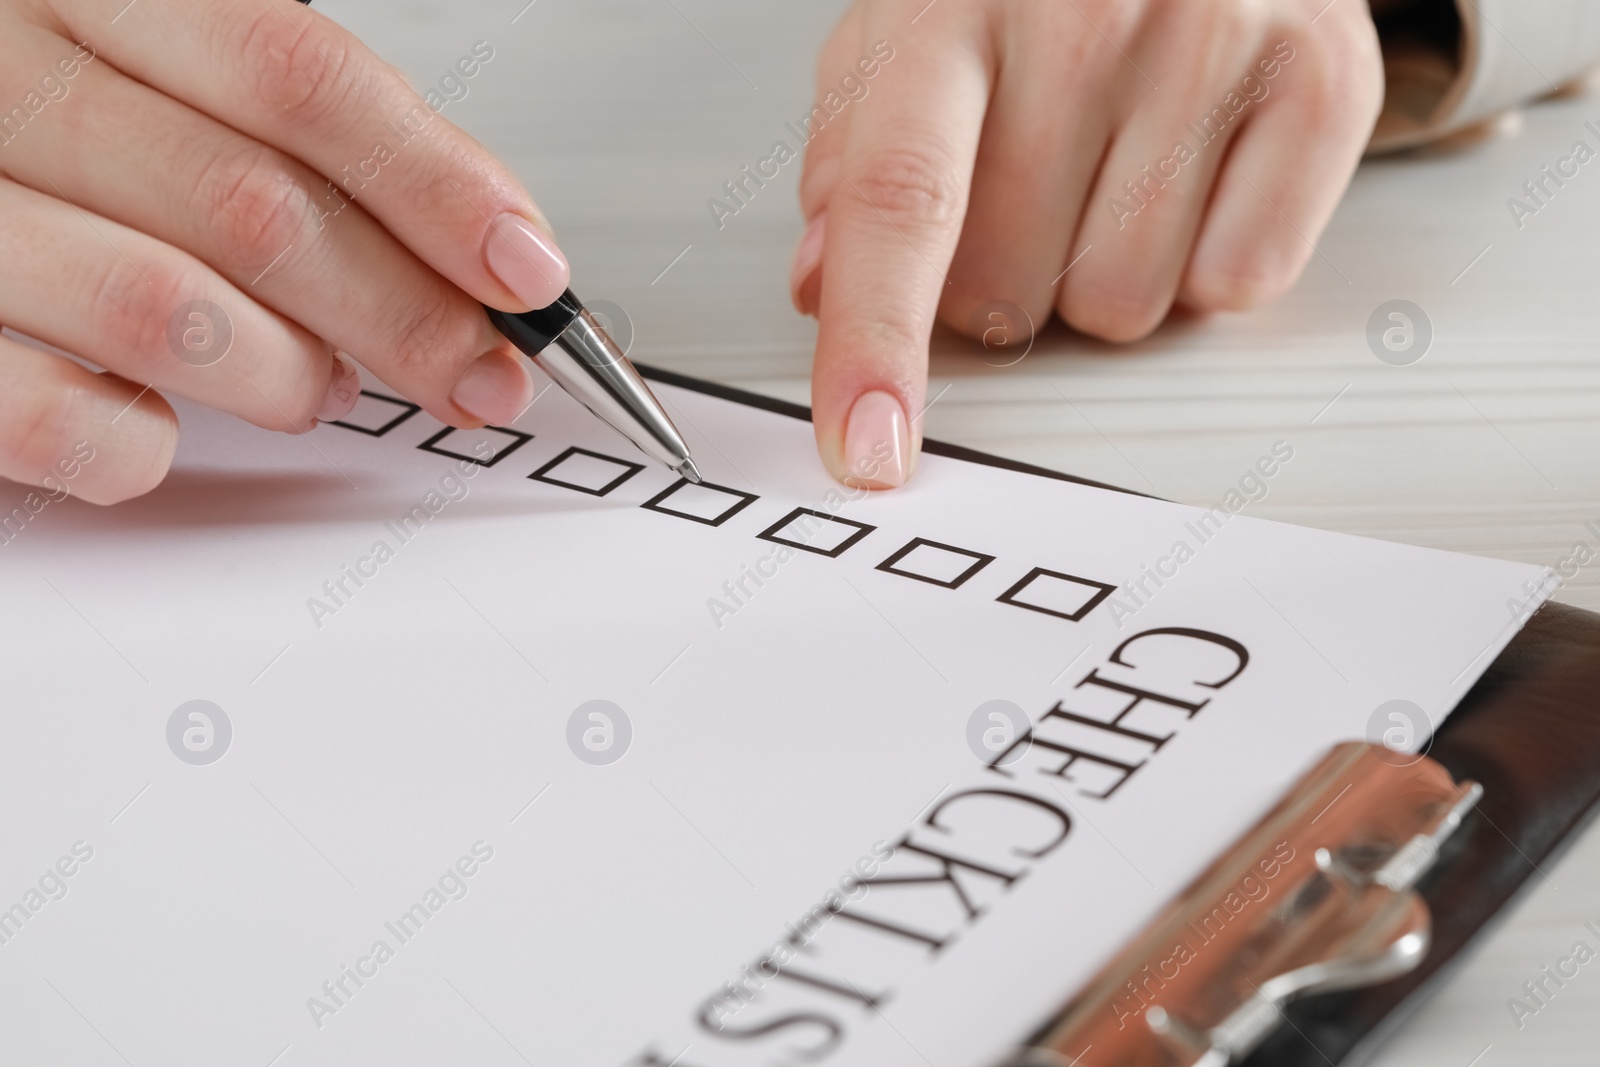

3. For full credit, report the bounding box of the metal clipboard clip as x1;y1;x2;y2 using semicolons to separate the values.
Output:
1005;741;1482;1067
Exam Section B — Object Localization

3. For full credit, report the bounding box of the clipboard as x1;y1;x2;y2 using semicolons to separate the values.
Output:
635;364;1600;1067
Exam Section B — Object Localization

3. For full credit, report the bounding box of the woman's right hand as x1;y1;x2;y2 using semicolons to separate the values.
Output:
0;0;569;503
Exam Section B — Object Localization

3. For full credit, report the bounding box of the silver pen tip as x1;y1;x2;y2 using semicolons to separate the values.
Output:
677;457;703;484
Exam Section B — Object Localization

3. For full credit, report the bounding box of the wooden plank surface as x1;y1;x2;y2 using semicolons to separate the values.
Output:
322;1;1600;1061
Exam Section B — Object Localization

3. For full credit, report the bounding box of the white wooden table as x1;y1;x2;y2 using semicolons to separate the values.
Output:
327;1;1600;1061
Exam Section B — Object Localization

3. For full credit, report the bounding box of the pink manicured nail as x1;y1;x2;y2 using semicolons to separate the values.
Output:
316;352;361;422
484;213;570;309
842;389;910;490
789;212;826;315
450;351;534;426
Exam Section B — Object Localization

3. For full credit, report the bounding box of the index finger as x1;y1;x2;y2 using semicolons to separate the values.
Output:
811;6;989;489
57;0;568;313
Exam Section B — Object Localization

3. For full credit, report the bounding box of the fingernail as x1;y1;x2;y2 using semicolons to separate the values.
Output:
450;350;534;426
789;212;826;316
316;352;361;422
484;213;570;309
842;389;911;490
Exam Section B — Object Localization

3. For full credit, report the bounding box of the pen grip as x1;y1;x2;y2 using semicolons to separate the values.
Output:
485;290;584;358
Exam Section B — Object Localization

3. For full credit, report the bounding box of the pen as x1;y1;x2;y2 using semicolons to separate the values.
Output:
485;296;702;484
293;0;701;484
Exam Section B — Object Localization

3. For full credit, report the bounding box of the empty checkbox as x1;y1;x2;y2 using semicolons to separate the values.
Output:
418;425;533;468
997;567;1116;621
328;391;421;437
641;479;758;527
757;507;876;557
530;447;645;497
876;538;995;589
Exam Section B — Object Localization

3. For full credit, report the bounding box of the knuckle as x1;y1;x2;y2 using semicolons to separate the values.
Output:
1302;72;1371;139
941;290;1051;344
1185;264;1278;312
1058;282;1164;344
845;145;966;232
386;285;470;378
1066;0;1129;35
1280;23;1383;128
1221;0;1270;39
843;300;931;359
1228;234;1312;305
1331;47;1385;126
89;258;195;371
944;245;1050;331
0;377;73;481
195;146;311;273
411;158;482;227
237;8;362;132
241;339;329;434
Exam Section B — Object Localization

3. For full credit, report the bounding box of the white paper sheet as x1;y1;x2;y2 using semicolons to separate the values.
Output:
0;372;1549;1067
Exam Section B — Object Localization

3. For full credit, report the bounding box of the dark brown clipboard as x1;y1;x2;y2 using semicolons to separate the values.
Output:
636;362;1600;1067
1242;599;1600;1067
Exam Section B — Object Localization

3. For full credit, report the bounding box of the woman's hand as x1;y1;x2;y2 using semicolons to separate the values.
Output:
0;0;569;503
792;0;1383;488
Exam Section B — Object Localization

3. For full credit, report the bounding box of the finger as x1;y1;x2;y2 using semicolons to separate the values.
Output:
1180;23;1383;309
56;0;569;311
0;177;338;431
813;10;990;488
0;337;177;506
0;27;529;427
1058;11;1267;342
792;6;867;315
939;21;1118;335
